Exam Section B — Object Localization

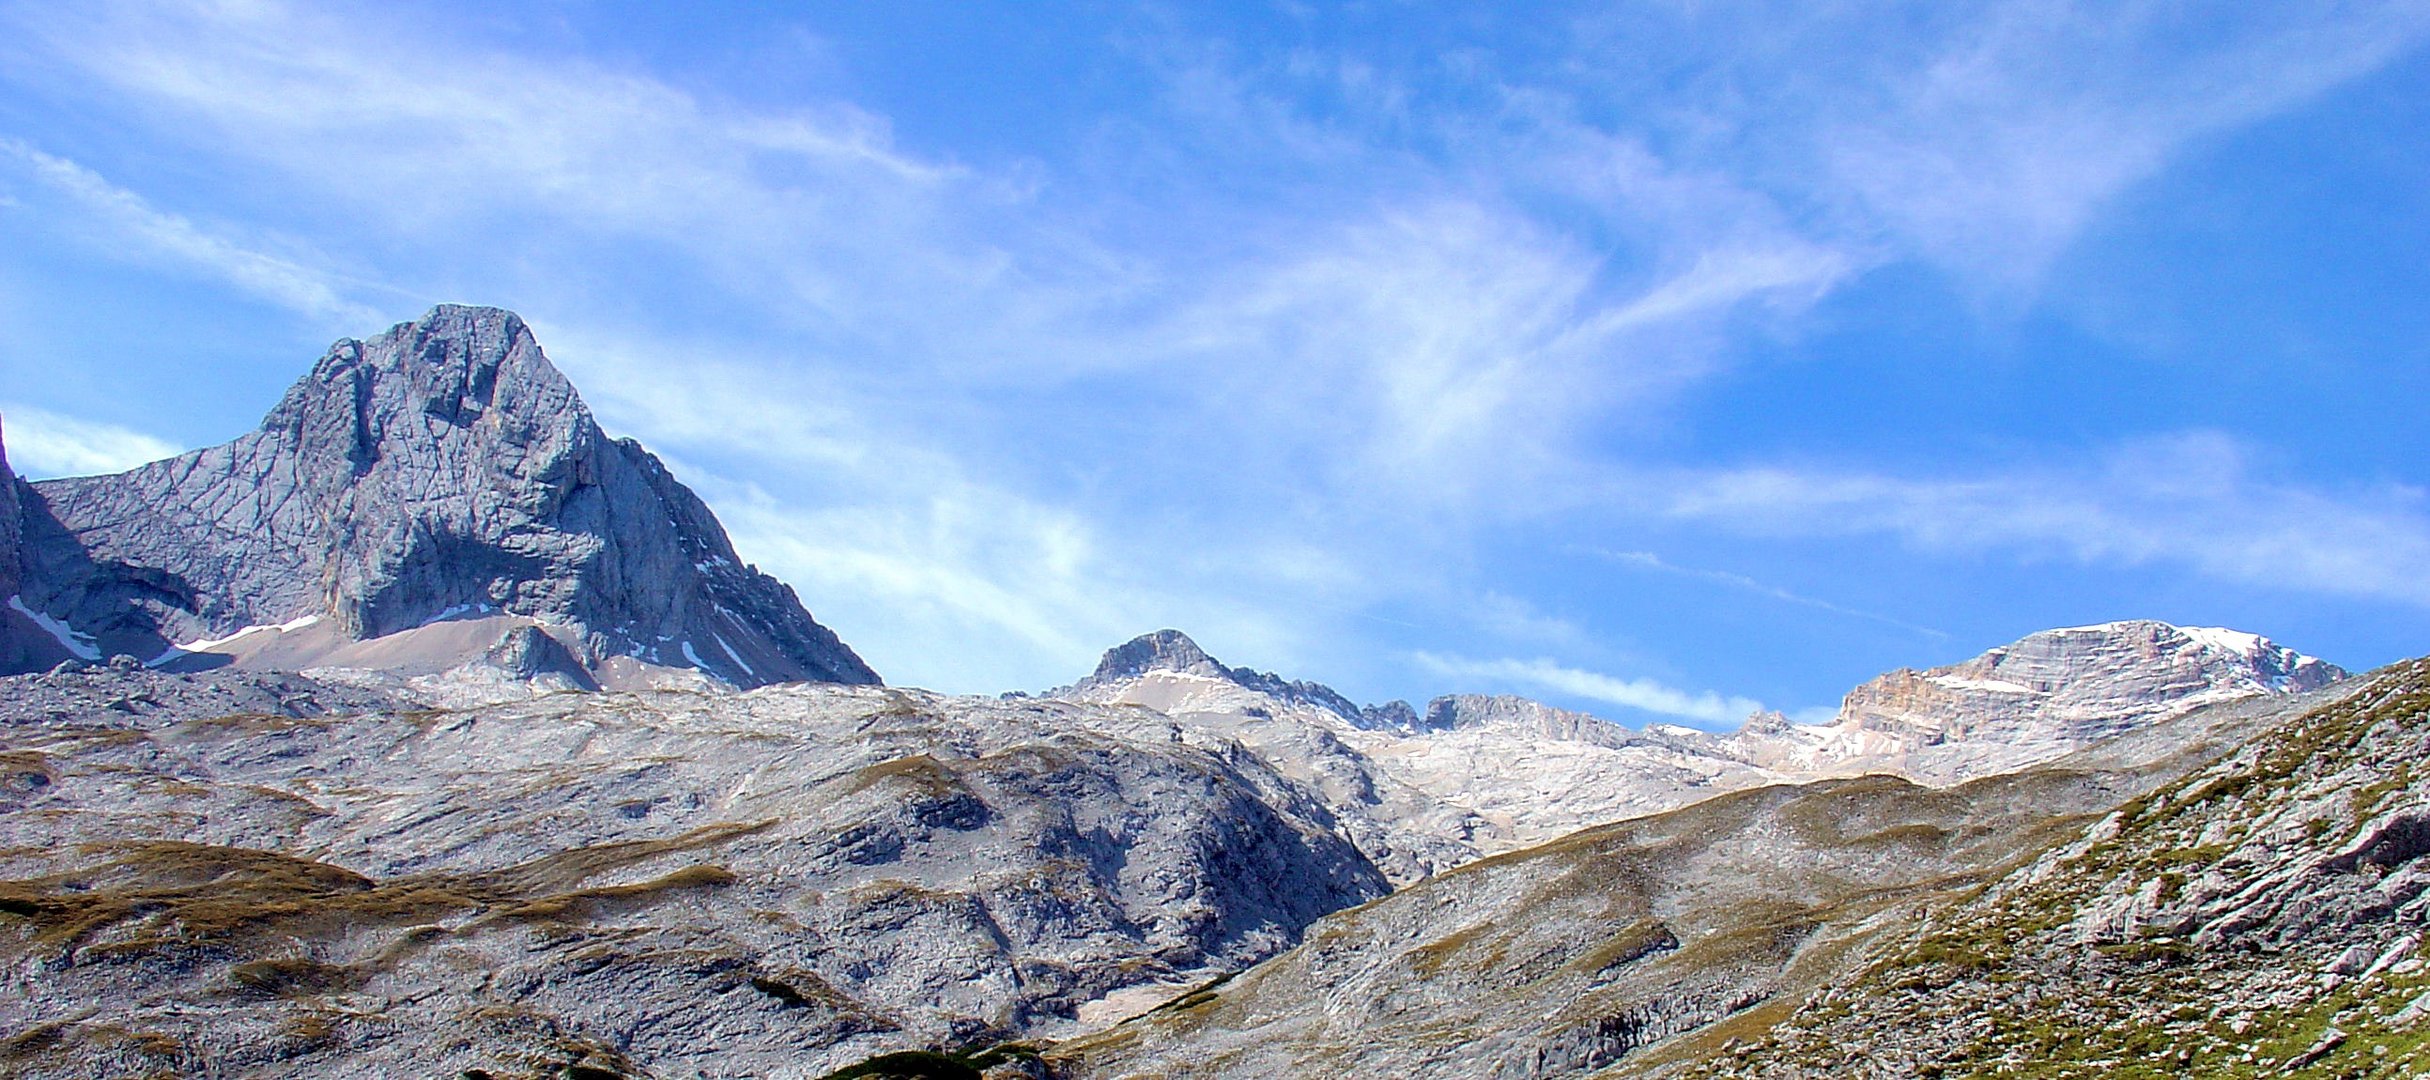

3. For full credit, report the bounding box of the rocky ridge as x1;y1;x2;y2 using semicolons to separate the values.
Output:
1687;657;2430;1078
1718;620;2347;784
1058;624;2345;870
5;305;876;690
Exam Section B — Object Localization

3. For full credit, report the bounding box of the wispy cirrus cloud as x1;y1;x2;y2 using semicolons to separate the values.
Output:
0;402;182;479
1412;652;1770;726
1588;548;1948;638
0;138;384;327
1660;433;2430;608
2;0;2424;700
1809;1;2430;286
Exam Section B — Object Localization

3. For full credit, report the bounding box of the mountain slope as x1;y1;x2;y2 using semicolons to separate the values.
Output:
1046;675;2358;1079
6;305;875;689
0;667;1386;1079
1689;657;2430;1078
0;414;53;672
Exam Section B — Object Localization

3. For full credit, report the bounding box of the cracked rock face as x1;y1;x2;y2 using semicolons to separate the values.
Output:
7;305;875;689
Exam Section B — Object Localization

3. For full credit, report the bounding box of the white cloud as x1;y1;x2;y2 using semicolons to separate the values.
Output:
1810;1;2430;286
9;1;1002;327
1;402;182;478
702;475;1333;695
1413;651;1768;725
0;138;384;327
1161;199;1846;509
1660;433;2430;607
1588;548;1946;638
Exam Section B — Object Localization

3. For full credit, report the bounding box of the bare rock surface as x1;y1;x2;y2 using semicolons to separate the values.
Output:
7;305;875;689
1047;673;2366;1080
1057;625;2344;877
1687;657;2430;1078
1720;620;2347;784
0;669;1386;1080
0;625;2365;1080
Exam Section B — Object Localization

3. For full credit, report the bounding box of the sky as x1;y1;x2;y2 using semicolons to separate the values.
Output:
1;0;2426;727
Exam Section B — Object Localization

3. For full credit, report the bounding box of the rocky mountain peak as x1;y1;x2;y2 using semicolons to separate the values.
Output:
1091;629;1226;682
5;305;878;689
260;304;583;478
1071;629;1380;727
1763;619;2349;784
1736;709;1795;738
1839;619;2343;740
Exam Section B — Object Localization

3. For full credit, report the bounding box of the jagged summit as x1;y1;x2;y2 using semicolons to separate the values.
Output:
1091;628;1227;682
2;305;878;689
1073;629;1410;729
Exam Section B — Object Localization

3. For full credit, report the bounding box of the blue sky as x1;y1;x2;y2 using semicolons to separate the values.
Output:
2;1;2426;725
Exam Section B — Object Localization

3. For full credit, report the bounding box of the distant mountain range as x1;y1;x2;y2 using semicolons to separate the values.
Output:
1055;622;2342;876
0;305;2412;1080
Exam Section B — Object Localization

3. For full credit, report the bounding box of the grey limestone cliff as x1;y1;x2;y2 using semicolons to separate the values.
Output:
8;305;875;689
0;416;59;673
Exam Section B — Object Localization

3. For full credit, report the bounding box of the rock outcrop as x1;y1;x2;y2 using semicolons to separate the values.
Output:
0;416;66;674
8;306;876;689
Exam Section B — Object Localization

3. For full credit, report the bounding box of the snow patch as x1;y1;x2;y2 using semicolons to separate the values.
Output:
714;633;755;678
2181;626;2268;656
8;595;101;660
680;639;708;671
1927;674;2037;694
418;603;495;627
177;614;321;653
